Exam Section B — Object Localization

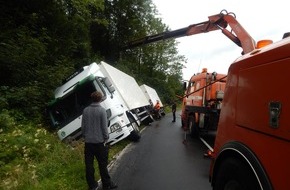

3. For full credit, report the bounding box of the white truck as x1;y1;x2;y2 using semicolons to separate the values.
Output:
139;84;165;117
47;61;150;145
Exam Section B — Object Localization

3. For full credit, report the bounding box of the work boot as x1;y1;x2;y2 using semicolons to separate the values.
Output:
103;182;118;190
89;186;99;190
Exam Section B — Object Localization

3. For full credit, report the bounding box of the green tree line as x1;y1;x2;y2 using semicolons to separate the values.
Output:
0;0;185;123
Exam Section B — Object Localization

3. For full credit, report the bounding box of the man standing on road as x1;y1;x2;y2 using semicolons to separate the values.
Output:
171;101;177;122
81;91;118;190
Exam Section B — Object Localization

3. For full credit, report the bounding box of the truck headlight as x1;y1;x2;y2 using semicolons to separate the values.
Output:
61;131;66;137
110;122;122;133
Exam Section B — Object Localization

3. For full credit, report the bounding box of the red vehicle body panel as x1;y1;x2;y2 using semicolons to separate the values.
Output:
211;37;290;189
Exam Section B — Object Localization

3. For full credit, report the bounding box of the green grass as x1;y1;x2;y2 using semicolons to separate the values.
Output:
0;111;130;190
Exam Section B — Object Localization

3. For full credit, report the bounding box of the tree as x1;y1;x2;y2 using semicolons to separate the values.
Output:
0;0;106;120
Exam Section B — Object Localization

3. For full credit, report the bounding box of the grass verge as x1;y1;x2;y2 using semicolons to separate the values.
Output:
0;111;131;190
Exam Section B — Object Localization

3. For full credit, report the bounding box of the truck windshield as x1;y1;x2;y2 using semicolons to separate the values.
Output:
48;77;106;128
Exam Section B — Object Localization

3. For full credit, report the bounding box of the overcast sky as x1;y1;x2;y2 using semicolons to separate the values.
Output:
152;0;290;80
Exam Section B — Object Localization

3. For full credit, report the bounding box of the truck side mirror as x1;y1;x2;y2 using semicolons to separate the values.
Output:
283;32;290;39
103;77;115;93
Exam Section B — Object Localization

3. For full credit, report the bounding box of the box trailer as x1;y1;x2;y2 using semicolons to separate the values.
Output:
140;84;165;118
99;62;153;125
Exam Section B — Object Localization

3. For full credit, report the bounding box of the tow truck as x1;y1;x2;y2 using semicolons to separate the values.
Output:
125;10;290;189
125;9;253;140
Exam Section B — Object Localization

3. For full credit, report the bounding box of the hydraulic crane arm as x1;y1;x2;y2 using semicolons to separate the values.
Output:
125;10;256;54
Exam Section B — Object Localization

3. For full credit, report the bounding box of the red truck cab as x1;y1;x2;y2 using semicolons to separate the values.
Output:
210;35;290;190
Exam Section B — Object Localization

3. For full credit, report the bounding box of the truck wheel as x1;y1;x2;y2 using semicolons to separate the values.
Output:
188;116;199;138
214;158;260;190
127;117;141;142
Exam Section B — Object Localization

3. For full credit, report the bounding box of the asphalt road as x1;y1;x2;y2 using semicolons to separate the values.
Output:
109;111;213;190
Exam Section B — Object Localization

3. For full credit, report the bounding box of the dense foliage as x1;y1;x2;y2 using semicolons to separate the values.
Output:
0;0;185;188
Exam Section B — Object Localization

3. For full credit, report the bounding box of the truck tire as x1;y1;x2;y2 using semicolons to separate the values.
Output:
188;116;199;138
214;157;260;190
127;117;141;142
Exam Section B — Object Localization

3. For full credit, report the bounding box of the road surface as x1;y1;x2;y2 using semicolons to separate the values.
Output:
109;111;213;190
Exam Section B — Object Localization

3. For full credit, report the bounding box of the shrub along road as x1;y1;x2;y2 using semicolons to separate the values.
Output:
108;111;212;190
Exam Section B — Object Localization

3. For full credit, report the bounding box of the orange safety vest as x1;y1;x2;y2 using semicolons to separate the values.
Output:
154;103;160;110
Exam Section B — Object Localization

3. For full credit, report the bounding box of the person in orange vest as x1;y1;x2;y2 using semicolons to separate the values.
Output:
153;100;161;119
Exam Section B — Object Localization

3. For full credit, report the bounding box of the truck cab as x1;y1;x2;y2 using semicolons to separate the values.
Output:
181;68;227;137
47;62;141;145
